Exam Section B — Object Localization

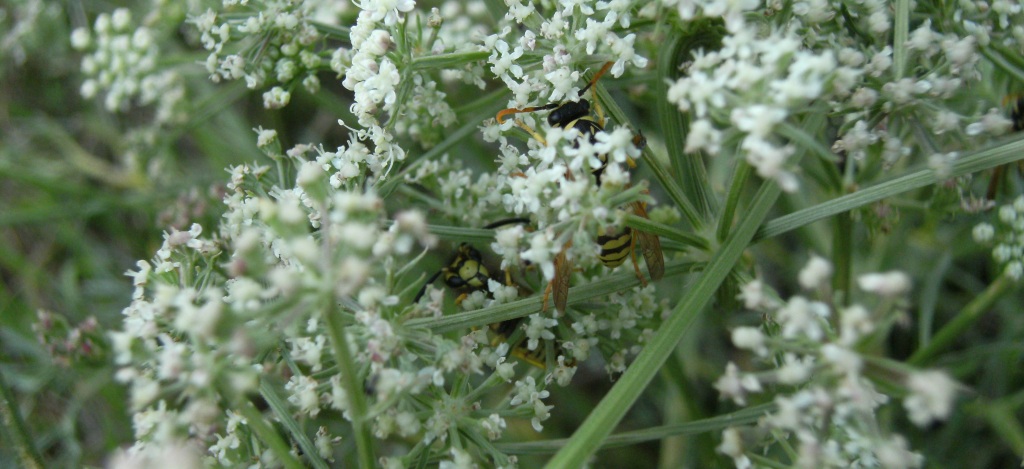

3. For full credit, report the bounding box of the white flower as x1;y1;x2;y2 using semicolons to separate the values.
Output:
608;33;648;76
798;255;833;290
972;223;995;243
524;314;558;351
876;435;924;468
521;230;560;280
717;428;751;469
903;370;957;427
966;108;1014;136
776;296;828;341
285;375;321;417
438;447;474;469
71;27;91;50
777;353;814;385
857;271;912;297
360;0;416;26
685;118;722;154
731;327;767;356
254;126;278;148
489;40;524;80
715;362;763;405
821;343;863;375
737;279;774;310
262;86;291;109
839;304;874;346
544;66;580;102
481;413;507;440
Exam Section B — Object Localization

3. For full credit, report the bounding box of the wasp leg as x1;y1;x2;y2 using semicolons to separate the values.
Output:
497;106;556;145
629;229;648;287
584;62;614;129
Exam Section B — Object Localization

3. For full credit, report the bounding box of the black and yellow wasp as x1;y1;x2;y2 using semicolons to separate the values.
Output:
414;221;570;369
496;61;665;313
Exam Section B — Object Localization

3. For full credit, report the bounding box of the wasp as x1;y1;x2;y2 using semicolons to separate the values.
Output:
496;62;665;313
414;220;570;369
987;95;1024;201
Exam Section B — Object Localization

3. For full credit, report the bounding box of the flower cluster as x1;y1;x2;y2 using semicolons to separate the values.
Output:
716;256;958;468
72;8;185;124
189;0;339;97
974;195;1024;280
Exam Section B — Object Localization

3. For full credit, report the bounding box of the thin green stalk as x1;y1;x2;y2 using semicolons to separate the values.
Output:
893;0;910;79
324;303;376;469
655;22;721;222
237;399;305;469
626;214;710;251
591;66;703;229
754;136;1024;242
411;51;490;69
918;252;952;347
716;161;751;243
376;90;507;199
832;211;853;303
259;381;329;469
310;21;351;42
545;179;781;468
980;45;1024;84
408;260;697;333
988;42;1024;72
974;399;1024;458
0;372;43;469
776;121;840;189
908;275;1013;366
494;403;774;454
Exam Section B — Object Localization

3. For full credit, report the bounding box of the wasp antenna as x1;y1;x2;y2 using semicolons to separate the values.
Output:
497;104;561;124
483;217;532;230
578;61;615;97
413;269;444;303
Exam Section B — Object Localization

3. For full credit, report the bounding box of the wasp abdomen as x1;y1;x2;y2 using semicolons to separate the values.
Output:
597;226;632;268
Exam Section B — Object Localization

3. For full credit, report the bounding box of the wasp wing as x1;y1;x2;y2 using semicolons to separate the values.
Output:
631;201;664;281
552;248;572;313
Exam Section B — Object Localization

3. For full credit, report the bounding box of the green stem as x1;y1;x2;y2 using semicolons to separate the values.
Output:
755;136;1024;242
259;381;329;469
544;179;781;468
592;66;703;230
407;260;698;333
0;372;43;469
324;305;376;469
237;399;305;469
658;35;714;220
980;45;1024;84
626;214;710;251
716;161;751;242
832;211;853;304
411;51;490;69
973;398;1024;458
494;403;774;454
893;0;910;79
908;275;1013;366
